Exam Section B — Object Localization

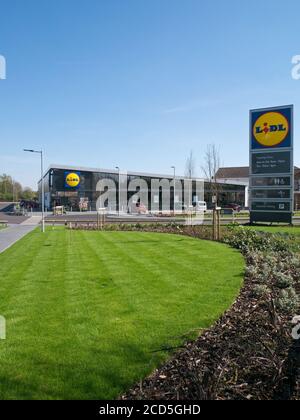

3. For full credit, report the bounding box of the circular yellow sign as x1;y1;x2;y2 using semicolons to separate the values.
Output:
253;112;289;147
66;173;80;187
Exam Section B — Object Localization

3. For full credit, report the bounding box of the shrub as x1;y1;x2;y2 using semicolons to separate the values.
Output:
223;227;296;254
245;265;260;280
256;272;272;284
276;288;299;314
274;272;294;289
252;284;271;298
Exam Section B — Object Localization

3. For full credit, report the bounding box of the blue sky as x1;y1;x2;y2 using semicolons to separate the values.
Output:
1;0;300;188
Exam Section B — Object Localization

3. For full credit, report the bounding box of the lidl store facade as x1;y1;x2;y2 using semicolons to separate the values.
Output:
38;164;247;212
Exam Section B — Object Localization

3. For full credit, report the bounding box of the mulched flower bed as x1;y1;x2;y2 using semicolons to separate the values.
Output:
121;273;299;400
70;222;300;400
120;227;300;400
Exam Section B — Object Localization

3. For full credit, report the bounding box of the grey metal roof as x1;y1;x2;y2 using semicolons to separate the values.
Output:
39;163;203;183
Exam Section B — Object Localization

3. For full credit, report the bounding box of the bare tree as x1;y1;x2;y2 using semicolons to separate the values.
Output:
185;150;196;179
201;144;221;206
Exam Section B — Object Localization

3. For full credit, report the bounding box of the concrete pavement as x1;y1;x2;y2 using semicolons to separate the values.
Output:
0;216;42;254
21;215;42;226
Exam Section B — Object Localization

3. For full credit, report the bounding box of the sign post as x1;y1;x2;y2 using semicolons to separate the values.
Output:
249;105;294;224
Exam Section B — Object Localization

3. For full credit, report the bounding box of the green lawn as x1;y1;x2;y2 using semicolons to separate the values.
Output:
0;228;244;400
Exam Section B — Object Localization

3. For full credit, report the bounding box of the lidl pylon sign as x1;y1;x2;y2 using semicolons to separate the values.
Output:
251;107;292;149
250;105;294;224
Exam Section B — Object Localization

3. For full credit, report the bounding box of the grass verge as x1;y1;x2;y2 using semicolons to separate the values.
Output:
0;227;244;399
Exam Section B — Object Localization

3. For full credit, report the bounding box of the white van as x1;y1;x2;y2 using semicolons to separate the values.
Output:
195;201;207;212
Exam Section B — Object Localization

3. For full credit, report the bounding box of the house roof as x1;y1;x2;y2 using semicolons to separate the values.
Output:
217;166;300;179
216;167;249;179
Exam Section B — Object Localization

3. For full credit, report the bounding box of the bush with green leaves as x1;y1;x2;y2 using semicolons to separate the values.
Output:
276;288;300;314
223;227;298;254
274;272;294;289
226;228;300;317
245;264;261;280
252;284;271;298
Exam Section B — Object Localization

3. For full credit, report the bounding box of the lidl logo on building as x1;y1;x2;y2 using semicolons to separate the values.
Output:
65;172;81;188
251;106;292;149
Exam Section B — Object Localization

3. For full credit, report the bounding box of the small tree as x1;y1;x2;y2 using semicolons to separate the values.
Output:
201;144;221;206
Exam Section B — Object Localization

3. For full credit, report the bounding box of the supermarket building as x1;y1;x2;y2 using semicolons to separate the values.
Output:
38;164;248;212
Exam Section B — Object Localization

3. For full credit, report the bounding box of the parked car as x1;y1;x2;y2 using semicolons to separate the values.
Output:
224;203;242;212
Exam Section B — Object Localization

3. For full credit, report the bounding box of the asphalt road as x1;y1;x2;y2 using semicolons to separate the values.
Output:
0;202;14;212
44;213;300;226
0;202;30;224
1;202;298;227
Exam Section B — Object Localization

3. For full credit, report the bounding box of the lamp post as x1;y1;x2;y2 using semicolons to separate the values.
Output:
12;179;15;203
115;166;120;216
24;149;45;233
171;166;176;215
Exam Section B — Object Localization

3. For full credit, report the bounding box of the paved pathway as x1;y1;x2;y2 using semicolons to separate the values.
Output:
21;216;42;226
0;216;42;254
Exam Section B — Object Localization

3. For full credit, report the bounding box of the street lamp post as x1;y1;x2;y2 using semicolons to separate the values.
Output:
115;166;120;216
24;149;45;233
12;179;15;203
171;166;176;215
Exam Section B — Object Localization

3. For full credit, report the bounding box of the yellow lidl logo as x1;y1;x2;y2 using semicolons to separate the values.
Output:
253;112;289;147
65;172;80;188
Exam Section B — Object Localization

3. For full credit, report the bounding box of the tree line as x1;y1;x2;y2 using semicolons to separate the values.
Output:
0;174;37;202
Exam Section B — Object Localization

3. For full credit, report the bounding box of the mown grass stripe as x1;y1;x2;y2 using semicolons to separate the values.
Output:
0;228;244;399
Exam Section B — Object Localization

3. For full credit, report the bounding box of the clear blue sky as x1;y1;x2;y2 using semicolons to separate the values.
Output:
1;0;300;188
